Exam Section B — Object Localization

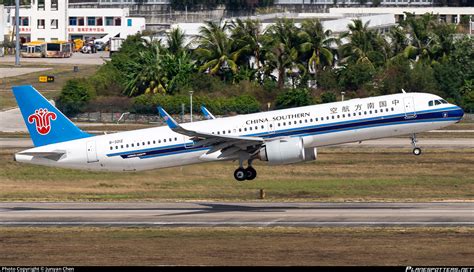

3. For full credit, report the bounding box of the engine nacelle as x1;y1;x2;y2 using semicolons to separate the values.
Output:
258;137;317;165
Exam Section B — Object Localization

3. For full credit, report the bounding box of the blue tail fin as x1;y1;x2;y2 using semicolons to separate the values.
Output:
12;85;91;147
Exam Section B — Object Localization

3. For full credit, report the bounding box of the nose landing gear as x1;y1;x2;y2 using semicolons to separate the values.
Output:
411;134;422;156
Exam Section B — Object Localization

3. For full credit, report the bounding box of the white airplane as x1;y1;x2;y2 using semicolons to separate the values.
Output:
13;85;464;181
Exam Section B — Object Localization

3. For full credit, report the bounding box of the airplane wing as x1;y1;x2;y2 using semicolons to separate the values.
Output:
17;151;66;161
158;107;264;157
201;105;216;120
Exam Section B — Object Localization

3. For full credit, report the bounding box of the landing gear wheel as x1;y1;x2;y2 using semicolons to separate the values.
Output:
245;166;257;180
234;168;247;181
413;147;422;156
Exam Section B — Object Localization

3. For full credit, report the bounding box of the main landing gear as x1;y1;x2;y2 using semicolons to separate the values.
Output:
411;134;422;156
234;159;257;181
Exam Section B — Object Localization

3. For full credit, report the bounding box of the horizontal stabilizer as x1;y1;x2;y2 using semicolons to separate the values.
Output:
17;151;66;161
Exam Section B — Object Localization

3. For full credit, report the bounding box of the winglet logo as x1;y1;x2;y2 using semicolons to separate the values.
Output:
28;108;57;135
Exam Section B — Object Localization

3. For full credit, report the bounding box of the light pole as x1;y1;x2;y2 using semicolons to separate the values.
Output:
15;0;20;66
189;91;194;122
341;91;346;101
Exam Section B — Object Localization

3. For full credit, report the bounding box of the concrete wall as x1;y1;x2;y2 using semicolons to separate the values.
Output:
0;5;4;56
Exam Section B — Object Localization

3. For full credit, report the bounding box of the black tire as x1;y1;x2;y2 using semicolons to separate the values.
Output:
413;147;422;156
234;168;247;181
245;167;257;180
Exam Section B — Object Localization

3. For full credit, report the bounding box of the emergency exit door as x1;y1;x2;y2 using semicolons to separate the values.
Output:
86;141;99;163
403;97;416;119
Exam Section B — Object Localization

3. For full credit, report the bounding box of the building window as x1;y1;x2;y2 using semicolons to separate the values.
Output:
51;0;58;10
87;17;96;26
127;19;132;27
78;17;85;26
38;0;45;10
69;17;77;26
97;17;103;26
105;17;114;26
37;19;45;29
115;17;122;26
51;19;58;29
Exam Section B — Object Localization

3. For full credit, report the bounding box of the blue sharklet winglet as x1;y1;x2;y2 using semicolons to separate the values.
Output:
157;106;179;129
201;105;216;120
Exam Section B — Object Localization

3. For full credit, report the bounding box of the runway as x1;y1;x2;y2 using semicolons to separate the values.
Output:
0;202;473;227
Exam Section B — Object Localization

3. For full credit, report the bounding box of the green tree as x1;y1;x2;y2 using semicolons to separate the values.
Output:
262;18;304;89
166;27;188;55
275;88;313;109
56;79;94;115
230;18;264;71
298;18;336;87
194;20;239;78
339;19;388;68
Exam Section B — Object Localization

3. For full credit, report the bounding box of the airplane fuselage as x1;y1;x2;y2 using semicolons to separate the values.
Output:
15;92;464;172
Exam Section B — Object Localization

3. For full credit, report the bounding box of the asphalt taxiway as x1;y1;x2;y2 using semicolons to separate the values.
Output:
0;202;472;227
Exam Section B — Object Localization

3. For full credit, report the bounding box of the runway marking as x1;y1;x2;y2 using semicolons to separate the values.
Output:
1;221;473;226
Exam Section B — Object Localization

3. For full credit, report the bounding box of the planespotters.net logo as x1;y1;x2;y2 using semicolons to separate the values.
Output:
406;267;474;272
28;108;57;135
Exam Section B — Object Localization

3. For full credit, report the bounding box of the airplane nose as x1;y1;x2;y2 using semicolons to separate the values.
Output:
456;106;464;122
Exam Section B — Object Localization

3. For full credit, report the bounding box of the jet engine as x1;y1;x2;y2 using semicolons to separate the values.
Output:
258;137;317;165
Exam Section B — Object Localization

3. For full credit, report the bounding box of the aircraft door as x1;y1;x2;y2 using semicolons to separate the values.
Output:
403;97;416;119
86;141;99;163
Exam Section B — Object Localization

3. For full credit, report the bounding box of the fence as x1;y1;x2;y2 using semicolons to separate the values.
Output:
70;112;208;124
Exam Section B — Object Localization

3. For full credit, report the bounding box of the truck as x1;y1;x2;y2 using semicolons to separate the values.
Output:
109;37;125;57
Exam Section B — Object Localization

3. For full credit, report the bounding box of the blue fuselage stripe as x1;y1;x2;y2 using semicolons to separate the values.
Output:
106;107;463;159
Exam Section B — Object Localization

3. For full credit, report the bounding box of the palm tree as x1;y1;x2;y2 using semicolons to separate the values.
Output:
339;19;387;67
124;40;167;96
298;18;337;86
262;18;304;89
194;20;239;77
230;18;264;70
400;12;439;64
165;27;188;55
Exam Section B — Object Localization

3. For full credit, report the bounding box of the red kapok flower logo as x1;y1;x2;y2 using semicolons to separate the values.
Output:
28;108;57;135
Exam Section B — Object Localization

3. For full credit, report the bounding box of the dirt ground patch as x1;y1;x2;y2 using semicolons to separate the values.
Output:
0;227;472;266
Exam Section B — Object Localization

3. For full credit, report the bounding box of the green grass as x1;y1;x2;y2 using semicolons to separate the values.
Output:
0;64;99;110
1;147;473;201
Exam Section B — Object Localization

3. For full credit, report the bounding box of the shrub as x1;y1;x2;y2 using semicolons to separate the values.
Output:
275;88;313;109
56;79;95;116
133;94;261;115
320;91;337;104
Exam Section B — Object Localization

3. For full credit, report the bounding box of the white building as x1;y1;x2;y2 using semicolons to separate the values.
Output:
3;0;145;43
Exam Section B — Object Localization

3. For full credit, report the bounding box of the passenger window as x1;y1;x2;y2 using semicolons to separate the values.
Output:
175;137;177;141
153;140;155;144
369;111;372;114
169;138;172;142
261;125;264;129
244;128;247;131
132;143;134;147
126;144;129;148
115;146;118;149
121;145;123;149
164;139;166;142
314;118;317;122
385;108;389;112
332;116;335;119
229;130;231;133
294;121;297;125
391;108;394;111
239;128;242;132
342;114;345;118
142;142;145;145
110;146;113;150
148;141;150;145
299;120;302;124
254;126;257;130
137;143;140;146
283;122;286;126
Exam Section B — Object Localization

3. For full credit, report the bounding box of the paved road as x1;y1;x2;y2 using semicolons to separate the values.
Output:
0;202;472;227
0;67;52;78
2;137;474;149
0;52;107;65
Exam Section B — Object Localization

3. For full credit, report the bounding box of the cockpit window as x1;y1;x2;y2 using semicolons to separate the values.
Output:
440;99;448;104
428;101;434;107
435;100;441;105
